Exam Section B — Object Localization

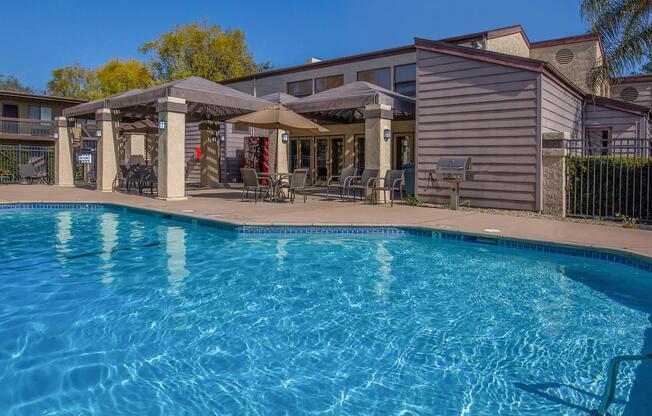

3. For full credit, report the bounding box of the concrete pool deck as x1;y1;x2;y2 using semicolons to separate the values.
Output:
1;184;651;259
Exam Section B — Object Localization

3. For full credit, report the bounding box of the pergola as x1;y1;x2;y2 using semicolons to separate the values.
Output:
286;81;415;123
56;77;271;199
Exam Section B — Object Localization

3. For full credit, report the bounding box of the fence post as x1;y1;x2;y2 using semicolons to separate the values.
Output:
55;117;75;187
542;132;570;217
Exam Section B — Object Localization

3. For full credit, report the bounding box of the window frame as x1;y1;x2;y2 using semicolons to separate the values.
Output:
356;67;391;90
314;74;344;93
287;78;314;97
393;63;416;97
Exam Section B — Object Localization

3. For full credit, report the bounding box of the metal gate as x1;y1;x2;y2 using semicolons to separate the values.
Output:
73;140;97;183
566;137;651;223
0;144;54;183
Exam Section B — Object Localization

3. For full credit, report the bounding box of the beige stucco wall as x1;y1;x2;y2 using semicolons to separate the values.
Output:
530;40;604;95
224;52;416;97
485;33;530;58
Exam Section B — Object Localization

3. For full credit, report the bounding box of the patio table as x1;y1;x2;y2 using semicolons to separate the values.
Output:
259;172;292;202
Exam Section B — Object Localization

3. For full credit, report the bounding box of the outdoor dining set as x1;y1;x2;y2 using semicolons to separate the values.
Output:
240;167;405;206
113;163;158;196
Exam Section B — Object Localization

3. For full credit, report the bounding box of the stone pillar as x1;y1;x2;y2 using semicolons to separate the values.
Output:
542;132;570;216
275;129;289;173
96;108;119;192
199;123;220;187
54;117;75;187
156;97;187;200
364;104;393;199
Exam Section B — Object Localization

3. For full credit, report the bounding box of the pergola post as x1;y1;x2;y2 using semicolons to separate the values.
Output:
96;108;119;192
275;129;289;173
199;122;220;187
363;103;393;180
156;97;187;200
54;117;75;187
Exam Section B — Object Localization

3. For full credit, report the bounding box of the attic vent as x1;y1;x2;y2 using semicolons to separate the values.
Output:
555;49;574;65
619;87;639;102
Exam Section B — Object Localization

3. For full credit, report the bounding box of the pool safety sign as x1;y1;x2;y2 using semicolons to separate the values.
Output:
78;154;92;164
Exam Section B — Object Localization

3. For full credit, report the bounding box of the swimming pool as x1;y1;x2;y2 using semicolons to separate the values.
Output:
0;204;650;415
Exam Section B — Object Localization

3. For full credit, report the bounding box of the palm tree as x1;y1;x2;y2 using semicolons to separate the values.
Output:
580;0;652;91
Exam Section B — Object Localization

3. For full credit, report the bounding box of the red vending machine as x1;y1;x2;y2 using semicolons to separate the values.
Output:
243;136;269;182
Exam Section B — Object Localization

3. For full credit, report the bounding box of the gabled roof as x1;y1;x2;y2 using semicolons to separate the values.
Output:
530;33;601;49
64;77;271;119
438;24;530;47
259;92;298;105
613;74;652;84
587;95;650;116
285;81;415;122
414;37;586;98
0;90;85;105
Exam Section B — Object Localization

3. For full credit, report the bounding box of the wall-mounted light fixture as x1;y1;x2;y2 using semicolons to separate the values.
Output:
281;132;289;143
383;128;391;141
158;120;166;130
53;132;59;139
219;134;226;144
95;129;102;137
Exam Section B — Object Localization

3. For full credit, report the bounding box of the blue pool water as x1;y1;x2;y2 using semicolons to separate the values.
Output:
0;206;650;415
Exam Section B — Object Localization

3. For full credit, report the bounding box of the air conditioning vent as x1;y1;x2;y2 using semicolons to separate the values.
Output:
619;87;639;102
555;49;574;65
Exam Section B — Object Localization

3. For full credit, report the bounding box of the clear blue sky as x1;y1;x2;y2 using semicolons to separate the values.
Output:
0;0;587;92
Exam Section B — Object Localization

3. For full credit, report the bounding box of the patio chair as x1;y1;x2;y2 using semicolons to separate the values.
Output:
240;168;269;203
370;169;404;206
347;169;379;203
113;164;129;191
139;166;158;196
126;164;146;193
326;166;358;200
281;168;309;203
18;163;45;184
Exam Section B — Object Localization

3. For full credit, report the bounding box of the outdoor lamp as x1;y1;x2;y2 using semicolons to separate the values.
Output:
383;128;391;141
158;120;166;130
53;132;59;139
281;132;289;143
219;134;226;144
210;134;218;144
95;129;102;137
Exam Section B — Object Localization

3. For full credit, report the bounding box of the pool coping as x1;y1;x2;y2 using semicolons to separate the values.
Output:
2;201;652;272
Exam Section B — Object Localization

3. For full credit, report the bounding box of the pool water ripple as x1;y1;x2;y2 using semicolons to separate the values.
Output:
0;208;650;415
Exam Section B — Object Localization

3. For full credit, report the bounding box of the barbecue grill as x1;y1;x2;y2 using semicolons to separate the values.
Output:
428;157;472;209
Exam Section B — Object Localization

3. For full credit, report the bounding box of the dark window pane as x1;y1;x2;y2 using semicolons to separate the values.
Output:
394;63;416;83
287;79;313;97
395;81;416;97
315;74;343;93
356;67;391;90
28;106;40;120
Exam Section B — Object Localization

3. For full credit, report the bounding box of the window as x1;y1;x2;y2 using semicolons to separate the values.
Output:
287;79;313;97
586;129;609;156
315;74;343;93
357;67;391;90
394;63;416;97
27;105;53;121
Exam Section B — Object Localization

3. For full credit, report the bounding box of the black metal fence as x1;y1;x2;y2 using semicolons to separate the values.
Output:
0;144;54;183
566;137;651;223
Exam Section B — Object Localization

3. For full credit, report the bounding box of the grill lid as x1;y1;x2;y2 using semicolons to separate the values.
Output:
435;158;471;171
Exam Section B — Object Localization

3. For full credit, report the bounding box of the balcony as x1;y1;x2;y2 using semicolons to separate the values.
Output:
0;117;55;142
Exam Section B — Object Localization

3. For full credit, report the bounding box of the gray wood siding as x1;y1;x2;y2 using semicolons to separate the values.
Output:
584;104;648;140
610;81;652;110
416;49;540;210
185;122;201;185
541;75;582;138
223;123;249;183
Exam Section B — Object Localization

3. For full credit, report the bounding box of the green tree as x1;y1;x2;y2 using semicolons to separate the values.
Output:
139;21;271;82
581;0;652;88
96;59;154;96
47;64;97;99
0;74;33;93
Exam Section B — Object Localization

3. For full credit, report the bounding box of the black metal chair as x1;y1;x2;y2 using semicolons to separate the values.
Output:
18;163;46;184
240;168;269;203
326;166;358;200
126;165;146;193
113;164;129;191
139;166;157;196
347;169;379;203
371;169;404;206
